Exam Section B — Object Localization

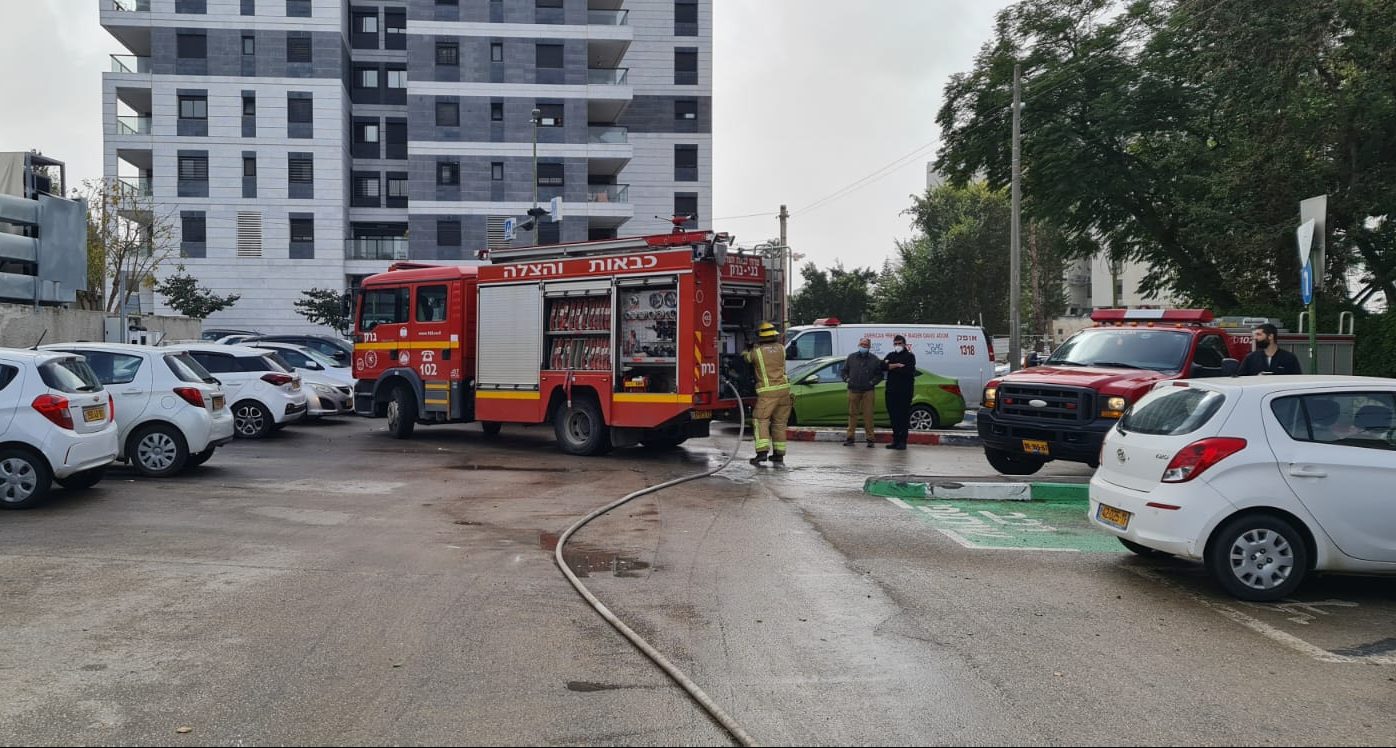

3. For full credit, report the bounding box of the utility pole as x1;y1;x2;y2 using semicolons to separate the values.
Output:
779;204;789;332
1009;63;1023;371
531;108;540;213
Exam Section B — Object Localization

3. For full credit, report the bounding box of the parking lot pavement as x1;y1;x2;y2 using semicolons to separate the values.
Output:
2;419;1393;745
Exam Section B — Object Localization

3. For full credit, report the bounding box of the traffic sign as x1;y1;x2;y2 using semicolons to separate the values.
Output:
1297;218;1316;305
503;217;516;241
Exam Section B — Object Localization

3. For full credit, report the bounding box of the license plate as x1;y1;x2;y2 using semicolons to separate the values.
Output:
212;395;225;411
692;410;712;420
292;381;301;390
82;405;105;423
1096;503;1132;530
1022;439;1050;456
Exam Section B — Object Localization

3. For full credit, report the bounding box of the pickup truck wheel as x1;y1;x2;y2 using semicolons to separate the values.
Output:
984;447;1045;476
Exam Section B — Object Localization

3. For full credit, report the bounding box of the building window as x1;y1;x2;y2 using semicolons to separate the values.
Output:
536;43;563;69
237;211;263;257
436;100;459;127
287;96;312;123
387;69;407;89
491;162;504;181
674;192;698;220
537;0;563;7
387;176;408;198
385;9;406;48
674;144;698;181
674;47;698;85
436;0;458;4
243;94;256;116
178;153;208;181
358;13;378;33
290;217;314;243
437;161;460;185
438;220;461;247
674;0;698;35
536;103;563;127
243;156;257;177
286;0;311;17
385;119;407;159
359;68;379;88
491;42;503;62
287;34;312;63
537;163;563;187
182;212;206;243
363;123;380;143
176;33;207;59
537;220;559;245
242;34;255;55
436;41;459;66
676;99;698;121
355;174;381;198
178;95;207;120
288;155;313;184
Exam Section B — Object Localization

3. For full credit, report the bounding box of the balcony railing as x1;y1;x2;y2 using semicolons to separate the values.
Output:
347;238;409;261
117;176;152;197
587;68;629;85
110;55;151;74
116;115;151;135
587;184;629;204
587;126;629;145
587;9;629;25
109;0;150;10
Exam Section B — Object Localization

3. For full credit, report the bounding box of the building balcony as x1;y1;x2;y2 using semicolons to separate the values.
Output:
587;9;629;25
105;0;149;11
587;184;629;204
346;238;409;261
110;55;150;74
587;68;629;85
116;115;151;135
587;126;628;145
117;176;153;198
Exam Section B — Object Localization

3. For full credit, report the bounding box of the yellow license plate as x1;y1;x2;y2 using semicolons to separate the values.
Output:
212;395;225;411
1022;439;1050;456
692;410;712;420
292;381;301;390
83;405;105;423
1096;503;1132;530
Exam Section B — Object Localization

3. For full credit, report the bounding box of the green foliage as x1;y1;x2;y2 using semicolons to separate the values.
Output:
293;288;353;335
154;266;240;320
1355;311;1396;378
788;264;878;326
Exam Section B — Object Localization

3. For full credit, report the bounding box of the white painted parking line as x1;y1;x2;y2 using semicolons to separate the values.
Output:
1127;567;1396;666
885;497;1082;553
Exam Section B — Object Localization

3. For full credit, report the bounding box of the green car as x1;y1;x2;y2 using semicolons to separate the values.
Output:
786;356;966;430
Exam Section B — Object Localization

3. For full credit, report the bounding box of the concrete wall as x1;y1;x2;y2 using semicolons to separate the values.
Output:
0;304;200;347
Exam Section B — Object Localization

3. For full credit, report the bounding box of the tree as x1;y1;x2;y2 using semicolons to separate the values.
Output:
788;263;878;326
155;266;240;319
77;178;179;313
293;288;353;335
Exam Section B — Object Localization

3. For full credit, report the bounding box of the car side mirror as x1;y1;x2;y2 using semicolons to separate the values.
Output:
798;375;818;386
1221;358;1240;377
308;362;323;371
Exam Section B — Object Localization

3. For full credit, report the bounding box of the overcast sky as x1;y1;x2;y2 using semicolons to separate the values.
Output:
0;0;1013;286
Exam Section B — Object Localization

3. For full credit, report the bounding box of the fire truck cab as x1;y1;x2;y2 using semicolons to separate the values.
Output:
352;230;770;455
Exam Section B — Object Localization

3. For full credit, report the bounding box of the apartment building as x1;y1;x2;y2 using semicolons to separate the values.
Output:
101;0;712;334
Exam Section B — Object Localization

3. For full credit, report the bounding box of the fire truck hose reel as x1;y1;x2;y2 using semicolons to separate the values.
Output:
553;380;758;747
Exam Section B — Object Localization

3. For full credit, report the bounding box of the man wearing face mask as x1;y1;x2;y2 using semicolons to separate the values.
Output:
1239;323;1303;376
882;334;916;450
842;337;884;447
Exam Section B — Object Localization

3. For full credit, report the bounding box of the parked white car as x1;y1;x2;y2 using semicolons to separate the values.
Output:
164;344;308;439
246;343;353;418
1089;376;1396;601
41;343;235;476
0;349;119;508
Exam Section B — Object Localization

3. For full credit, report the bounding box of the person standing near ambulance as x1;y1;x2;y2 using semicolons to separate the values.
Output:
744;322;792;466
882;334;916;450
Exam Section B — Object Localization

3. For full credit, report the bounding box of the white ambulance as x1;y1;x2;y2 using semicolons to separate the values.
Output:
782;319;995;407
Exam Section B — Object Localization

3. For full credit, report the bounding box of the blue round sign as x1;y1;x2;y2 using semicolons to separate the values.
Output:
1301;263;1314;305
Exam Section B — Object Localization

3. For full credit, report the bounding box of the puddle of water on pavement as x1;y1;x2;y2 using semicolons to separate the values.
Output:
565;680;625;692
448;464;571;472
539;532;651;578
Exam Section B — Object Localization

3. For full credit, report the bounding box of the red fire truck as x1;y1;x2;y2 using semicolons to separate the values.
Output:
351;230;770;455
978;308;1355;475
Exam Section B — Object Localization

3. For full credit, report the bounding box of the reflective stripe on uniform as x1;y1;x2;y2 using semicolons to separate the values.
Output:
752;344;789;393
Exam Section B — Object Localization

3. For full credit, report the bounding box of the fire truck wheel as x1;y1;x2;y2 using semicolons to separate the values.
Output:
481;421;503;437
387;387;418;439
984;447;1045;476
554;397;611;456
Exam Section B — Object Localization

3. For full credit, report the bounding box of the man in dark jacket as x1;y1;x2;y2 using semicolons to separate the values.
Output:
882;334;916;450
842;337;883;447
1240;323;1303;375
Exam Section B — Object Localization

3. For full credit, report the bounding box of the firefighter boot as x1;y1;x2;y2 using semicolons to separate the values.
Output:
749;451;769;466
769;453;785;465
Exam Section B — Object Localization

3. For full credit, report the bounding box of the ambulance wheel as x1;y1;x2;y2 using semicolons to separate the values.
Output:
554;397;611;456
984;447;1045;476
481;421;503;437
387;387;417;439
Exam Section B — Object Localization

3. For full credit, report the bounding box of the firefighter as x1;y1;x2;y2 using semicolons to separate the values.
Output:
743;322;792;466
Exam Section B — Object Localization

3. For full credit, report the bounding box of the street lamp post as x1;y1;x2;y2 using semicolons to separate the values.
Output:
531;108;540;215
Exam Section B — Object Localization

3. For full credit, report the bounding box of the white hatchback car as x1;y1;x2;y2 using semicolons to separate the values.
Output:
1090;376;1396;601
42;343;235;477
0;349;119;508
164;344;308;439
246;342;354;417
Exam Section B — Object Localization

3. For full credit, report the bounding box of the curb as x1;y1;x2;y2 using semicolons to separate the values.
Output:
863;476;1089;502
784;429;982;447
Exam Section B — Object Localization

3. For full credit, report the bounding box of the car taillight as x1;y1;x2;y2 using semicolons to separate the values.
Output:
261;373;294;387
174;387;205;408
32;394;74;430
108;393;116;422
938;384;963;398
986;337;995;362
1161;437;1247;483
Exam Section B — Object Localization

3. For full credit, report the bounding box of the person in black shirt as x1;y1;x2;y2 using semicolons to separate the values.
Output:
1239;323;1303;375
882;334;917;449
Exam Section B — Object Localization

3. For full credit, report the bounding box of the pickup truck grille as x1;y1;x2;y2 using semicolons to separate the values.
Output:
998;384;1092;422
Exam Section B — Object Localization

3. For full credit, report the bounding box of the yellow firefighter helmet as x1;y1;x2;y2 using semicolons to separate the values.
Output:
756;322;779;339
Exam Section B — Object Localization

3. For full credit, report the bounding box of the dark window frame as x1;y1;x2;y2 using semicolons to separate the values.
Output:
437;160;460;186
436;99;459;127
436;41;459;66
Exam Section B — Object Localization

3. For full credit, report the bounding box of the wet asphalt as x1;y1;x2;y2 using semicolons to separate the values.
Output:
1;418;1393;746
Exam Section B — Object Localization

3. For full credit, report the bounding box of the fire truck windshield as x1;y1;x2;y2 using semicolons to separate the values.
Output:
1045;328;1192;372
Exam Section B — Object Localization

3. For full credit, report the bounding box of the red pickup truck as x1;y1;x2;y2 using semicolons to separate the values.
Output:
977;309;1254;475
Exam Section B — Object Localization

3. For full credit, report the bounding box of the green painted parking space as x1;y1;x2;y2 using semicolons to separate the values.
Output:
884;495;1125;553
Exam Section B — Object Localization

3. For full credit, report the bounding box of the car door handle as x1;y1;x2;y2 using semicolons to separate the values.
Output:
1288;465;1328;478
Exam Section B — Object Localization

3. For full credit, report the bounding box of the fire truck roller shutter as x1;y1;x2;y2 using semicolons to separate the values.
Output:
477;283;545;389
544;279;613;296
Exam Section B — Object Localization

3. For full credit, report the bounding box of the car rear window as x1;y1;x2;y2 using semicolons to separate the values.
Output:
165;353;216;384
39;358;103;394
236;353;291;373
1120;386;1226;435
0;364;17;391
